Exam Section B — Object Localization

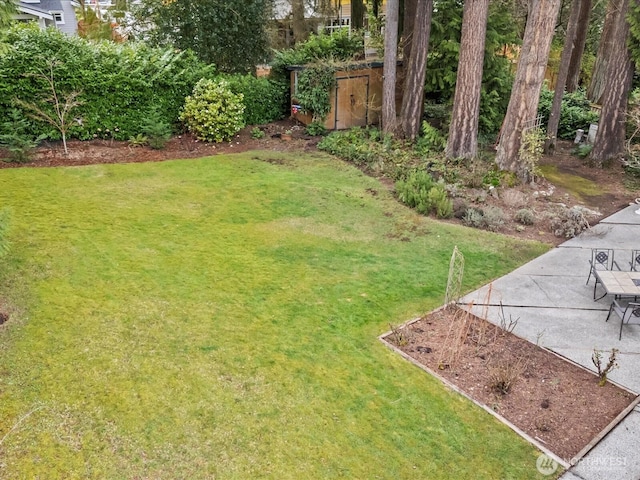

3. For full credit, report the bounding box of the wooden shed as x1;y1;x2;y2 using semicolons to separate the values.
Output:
289;62;384;130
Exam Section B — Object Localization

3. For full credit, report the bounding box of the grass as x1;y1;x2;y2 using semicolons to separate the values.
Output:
0;151;551;479
538;164;602;201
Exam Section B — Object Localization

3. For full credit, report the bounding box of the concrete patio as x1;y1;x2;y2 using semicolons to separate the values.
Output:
460;204;640;480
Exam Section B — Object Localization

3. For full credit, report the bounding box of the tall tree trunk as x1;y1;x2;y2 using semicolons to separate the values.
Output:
445;0;490;159
590;0;634;165
382;0;400;134
292;0;308;44
402;0;417;63
351;0;365;30
565;0;592;92
587;0;617;103
495;0;561;180
371;0;381;17
545;0;582;153
400;0;433;140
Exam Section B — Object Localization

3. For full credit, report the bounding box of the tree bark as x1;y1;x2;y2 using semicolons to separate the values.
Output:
291;0;308;44
545;0;582;153
587;0;617;104
382;0;400;134
351;0;365;30
399;0;433;140
445;0;490;159
590;0;634;165
495;0;562;180
565;0;592;92
401;0;417;63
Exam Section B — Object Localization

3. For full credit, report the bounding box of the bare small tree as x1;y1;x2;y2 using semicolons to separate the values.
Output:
15;60;82;156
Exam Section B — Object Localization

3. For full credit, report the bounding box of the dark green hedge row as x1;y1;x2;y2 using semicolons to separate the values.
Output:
0;25;290;143
0;24;214;141
220;74;288;126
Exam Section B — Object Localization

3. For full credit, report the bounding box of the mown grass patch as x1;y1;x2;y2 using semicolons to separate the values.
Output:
0;151;550;479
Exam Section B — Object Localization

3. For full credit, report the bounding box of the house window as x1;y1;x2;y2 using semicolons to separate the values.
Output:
53;13;64;24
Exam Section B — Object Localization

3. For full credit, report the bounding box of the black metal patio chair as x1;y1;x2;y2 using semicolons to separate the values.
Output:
606;300;640;340
587;248;620;299
629;250;640;272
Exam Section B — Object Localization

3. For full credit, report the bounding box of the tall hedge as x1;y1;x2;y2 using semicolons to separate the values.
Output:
0;24;214;141
220;74;287;125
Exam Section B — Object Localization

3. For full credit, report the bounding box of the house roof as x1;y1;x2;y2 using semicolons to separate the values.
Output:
17;0;64;17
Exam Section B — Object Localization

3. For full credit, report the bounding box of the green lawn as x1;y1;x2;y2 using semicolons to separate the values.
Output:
0;151;552;479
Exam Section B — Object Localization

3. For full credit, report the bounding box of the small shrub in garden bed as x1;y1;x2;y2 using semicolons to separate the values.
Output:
141;110;172;150
0;109;46;162
180;79;245;142
514;208;536;226
318;128;419;179
395;170;453;219
463;206;505;231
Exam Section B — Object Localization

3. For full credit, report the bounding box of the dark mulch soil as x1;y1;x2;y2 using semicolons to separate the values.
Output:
383;307;637;461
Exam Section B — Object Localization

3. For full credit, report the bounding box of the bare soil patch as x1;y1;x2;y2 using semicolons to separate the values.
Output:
382;307;637;462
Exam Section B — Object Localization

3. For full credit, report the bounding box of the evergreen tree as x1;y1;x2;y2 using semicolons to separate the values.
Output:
130;0;272;73
0;0;15;30
495;0;562;180
628;0;640;66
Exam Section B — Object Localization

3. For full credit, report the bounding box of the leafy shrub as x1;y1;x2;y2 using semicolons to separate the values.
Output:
295;63;336;122
0;109;45;162
179;79;245;142
269;30;363;115
395;170;435;214
305;121;327;136
319;128;422;179
318;128;378;166
537;86;599;139
251;127;265;139
482;168;502;187
514;208;535;225
270;30;364;81
128;133;148;147
395;171;453;218
221;74;287;125
550;206;590;238
414;121;446;155
422;102;449;124
574;144;592;158
463;208;484;228
0;24;213;141
482;206;506;231
141;109;172;149
427;184;453;218
462;206;505;231
518;127;546;182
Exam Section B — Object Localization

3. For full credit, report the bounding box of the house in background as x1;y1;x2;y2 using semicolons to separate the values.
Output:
15;0;80;35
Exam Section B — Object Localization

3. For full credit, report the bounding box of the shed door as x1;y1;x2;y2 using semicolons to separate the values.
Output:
334;75;370;130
